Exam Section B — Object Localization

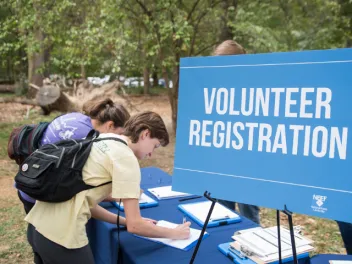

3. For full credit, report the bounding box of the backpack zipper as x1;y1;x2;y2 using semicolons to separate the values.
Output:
35;150;59;159
56;147;65;169
71;142;83;168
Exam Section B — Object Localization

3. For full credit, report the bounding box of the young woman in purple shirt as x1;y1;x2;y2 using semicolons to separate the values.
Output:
17;98;130;214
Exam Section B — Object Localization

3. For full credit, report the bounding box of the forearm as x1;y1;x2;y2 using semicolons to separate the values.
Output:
123;198;177;239
90;204;126;225
126;218;174;238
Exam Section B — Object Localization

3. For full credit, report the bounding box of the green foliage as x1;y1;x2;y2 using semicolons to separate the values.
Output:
229;0;347;53
1;0;349;80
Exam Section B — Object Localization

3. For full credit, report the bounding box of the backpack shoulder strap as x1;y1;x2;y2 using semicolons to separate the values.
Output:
93;137;127;146
86;129;99;140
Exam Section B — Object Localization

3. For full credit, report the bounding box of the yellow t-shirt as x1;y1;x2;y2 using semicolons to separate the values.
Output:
25;134;141;249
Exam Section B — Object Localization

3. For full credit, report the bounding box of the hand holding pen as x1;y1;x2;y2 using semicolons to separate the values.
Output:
173;218;191;240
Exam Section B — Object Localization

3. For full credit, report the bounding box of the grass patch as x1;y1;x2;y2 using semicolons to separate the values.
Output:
0;93;16;98
0;204;33;264
0;109;60;264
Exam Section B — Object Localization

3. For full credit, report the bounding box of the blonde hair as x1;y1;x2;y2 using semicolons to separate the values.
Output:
213;40;246;56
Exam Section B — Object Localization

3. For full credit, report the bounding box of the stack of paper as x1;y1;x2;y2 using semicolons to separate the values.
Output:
135;220;208;251
147;186;191;200
231;226;314;263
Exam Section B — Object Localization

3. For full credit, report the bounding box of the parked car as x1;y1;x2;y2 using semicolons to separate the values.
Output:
87;75;111;86
158;78;173;88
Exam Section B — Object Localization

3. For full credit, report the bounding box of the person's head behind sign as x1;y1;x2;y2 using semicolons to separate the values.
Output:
213;40;246;56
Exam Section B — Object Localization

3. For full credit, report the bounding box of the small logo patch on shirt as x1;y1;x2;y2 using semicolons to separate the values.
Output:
32;164;40;169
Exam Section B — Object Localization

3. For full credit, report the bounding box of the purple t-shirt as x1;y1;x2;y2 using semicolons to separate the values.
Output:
19;112;93;203
40;112;93;145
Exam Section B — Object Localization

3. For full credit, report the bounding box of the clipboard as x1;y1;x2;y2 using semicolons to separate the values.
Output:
147;186;192;200
218;242;310;264
112;193;158;212
178;201;241;227
218;242;255;264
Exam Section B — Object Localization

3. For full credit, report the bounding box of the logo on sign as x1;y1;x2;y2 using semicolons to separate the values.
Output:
311;194;328;213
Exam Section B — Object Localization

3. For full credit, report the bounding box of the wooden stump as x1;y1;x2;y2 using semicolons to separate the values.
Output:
36;84;79;114
0;80;129;116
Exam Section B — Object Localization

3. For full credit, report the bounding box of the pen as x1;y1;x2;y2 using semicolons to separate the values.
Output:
210;216;230;222
183;216;186;224
178;195;202;202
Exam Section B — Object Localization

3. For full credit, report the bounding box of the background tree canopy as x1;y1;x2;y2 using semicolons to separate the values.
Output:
1;0;351;131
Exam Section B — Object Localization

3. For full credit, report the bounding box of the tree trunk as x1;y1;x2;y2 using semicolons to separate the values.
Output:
0;85;15;93
152;71;158;87
81;64;86;79
169;66;179;134
219;0;236;41
160;56;174;130
143;66;150;95
28;30;46;98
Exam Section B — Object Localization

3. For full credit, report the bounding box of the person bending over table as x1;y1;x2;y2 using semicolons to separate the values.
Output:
25;111;191;264
17;97;131;215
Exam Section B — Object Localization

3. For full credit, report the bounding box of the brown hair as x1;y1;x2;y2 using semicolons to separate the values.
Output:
123;111;169;147
82;98;130;128
213;40;246;56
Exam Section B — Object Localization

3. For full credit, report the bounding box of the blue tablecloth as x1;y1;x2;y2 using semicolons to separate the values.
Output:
309;254;352;263
88;167;308;264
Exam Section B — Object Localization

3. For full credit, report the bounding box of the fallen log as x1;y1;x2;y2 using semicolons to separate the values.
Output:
0;84;15;93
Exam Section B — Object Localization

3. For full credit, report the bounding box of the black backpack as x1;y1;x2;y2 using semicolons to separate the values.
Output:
8;122;50;165
14;131;127;203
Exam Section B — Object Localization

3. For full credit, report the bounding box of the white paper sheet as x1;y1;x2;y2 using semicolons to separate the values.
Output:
265;226;312;247
232;226;315;263
181;201;239;223
148;186;190;200
137;220;207;250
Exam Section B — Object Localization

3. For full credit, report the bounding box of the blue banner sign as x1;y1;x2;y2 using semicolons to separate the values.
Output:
172;48;352;223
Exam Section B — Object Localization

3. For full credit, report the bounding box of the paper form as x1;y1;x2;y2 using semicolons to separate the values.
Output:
231;226;315;263
148;186;191;200
136;220;207;250
265;226;313;247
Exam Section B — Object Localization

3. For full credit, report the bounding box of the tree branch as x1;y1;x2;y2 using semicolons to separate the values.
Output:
188;0;222;56
187;0;201;21
194;41;219;56
30;83;40;90
135;0;151;16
